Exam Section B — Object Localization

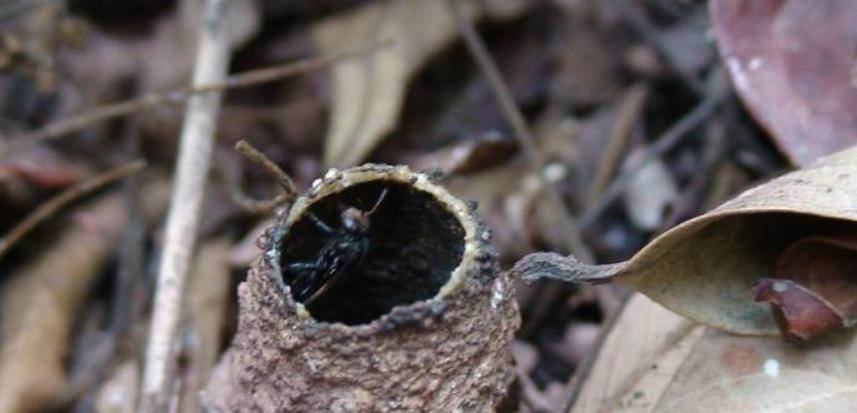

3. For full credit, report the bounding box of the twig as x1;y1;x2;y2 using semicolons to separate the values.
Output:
0;160;145;261
442;0;592;262
228;140;299;213
234;140;297;196
0;39;393;159
585;84;648;207
578;72;729;229
139;0;232;410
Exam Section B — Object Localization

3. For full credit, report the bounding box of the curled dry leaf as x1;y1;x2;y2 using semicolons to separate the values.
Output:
570;294;857;413
515;145;857;337
753;233;857;341
313;0;528;168
752;279;845;342
710;0;857;165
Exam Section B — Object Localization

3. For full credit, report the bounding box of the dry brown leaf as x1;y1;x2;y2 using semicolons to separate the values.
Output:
0;182;168;413
313;0;528;168
570;295;857;413
621;149;678;231
711;0;857;165
752;233;857;341
569;294;705;413
515;145;857;336
753;278;845;342
652;330;857;412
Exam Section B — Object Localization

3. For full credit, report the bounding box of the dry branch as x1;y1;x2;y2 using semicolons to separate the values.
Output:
0;40;391;160
0;160;145;260
139;0;233;410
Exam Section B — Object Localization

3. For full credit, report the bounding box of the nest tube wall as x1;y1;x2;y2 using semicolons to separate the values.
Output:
204;164;520;412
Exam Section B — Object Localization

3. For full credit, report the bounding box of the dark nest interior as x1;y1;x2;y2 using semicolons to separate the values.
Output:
279;180;466;325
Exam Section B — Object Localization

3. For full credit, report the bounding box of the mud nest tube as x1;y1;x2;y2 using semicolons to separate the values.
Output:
279;180;466;325
205;165;519;412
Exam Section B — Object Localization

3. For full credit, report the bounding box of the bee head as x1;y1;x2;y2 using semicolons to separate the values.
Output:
341;207;369;234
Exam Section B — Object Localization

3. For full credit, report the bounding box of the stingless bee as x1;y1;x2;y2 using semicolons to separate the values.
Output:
287;188;389;305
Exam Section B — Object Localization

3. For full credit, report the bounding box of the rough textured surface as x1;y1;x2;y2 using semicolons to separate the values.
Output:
204;164;519;412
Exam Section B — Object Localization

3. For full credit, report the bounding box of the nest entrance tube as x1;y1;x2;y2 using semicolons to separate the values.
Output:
279;180;466;325
205;165;519;412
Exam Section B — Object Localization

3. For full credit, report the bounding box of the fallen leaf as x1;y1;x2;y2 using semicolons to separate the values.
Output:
653;329;857;413
570;294;857;413
569;294;704;413
773;234;857;325
0;182;168;413
515;145;857;336
753;278;844;342
710;0;857;165
753;233;857;341
621;149;678;231
313;0;528;168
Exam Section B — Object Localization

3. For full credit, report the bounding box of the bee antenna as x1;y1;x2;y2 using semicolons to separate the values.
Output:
366;188;389;215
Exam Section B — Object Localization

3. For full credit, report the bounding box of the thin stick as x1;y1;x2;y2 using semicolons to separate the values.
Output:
442;0;592;262
578;76;729;229
234;140;297;197
0;39;393;159
139;0;232;410
585;85;648;207
0;160;145;260
228;140;298;213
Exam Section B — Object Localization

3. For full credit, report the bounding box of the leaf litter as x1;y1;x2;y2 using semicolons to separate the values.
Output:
0;0;854;412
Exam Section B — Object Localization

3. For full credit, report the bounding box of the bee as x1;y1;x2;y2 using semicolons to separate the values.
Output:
287;188;389;305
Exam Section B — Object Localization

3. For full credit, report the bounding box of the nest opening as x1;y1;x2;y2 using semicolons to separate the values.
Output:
279;180;466;325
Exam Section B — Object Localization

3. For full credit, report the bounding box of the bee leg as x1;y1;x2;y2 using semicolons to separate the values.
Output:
287;262;323;301
305;212;335;235
287;262;323;272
